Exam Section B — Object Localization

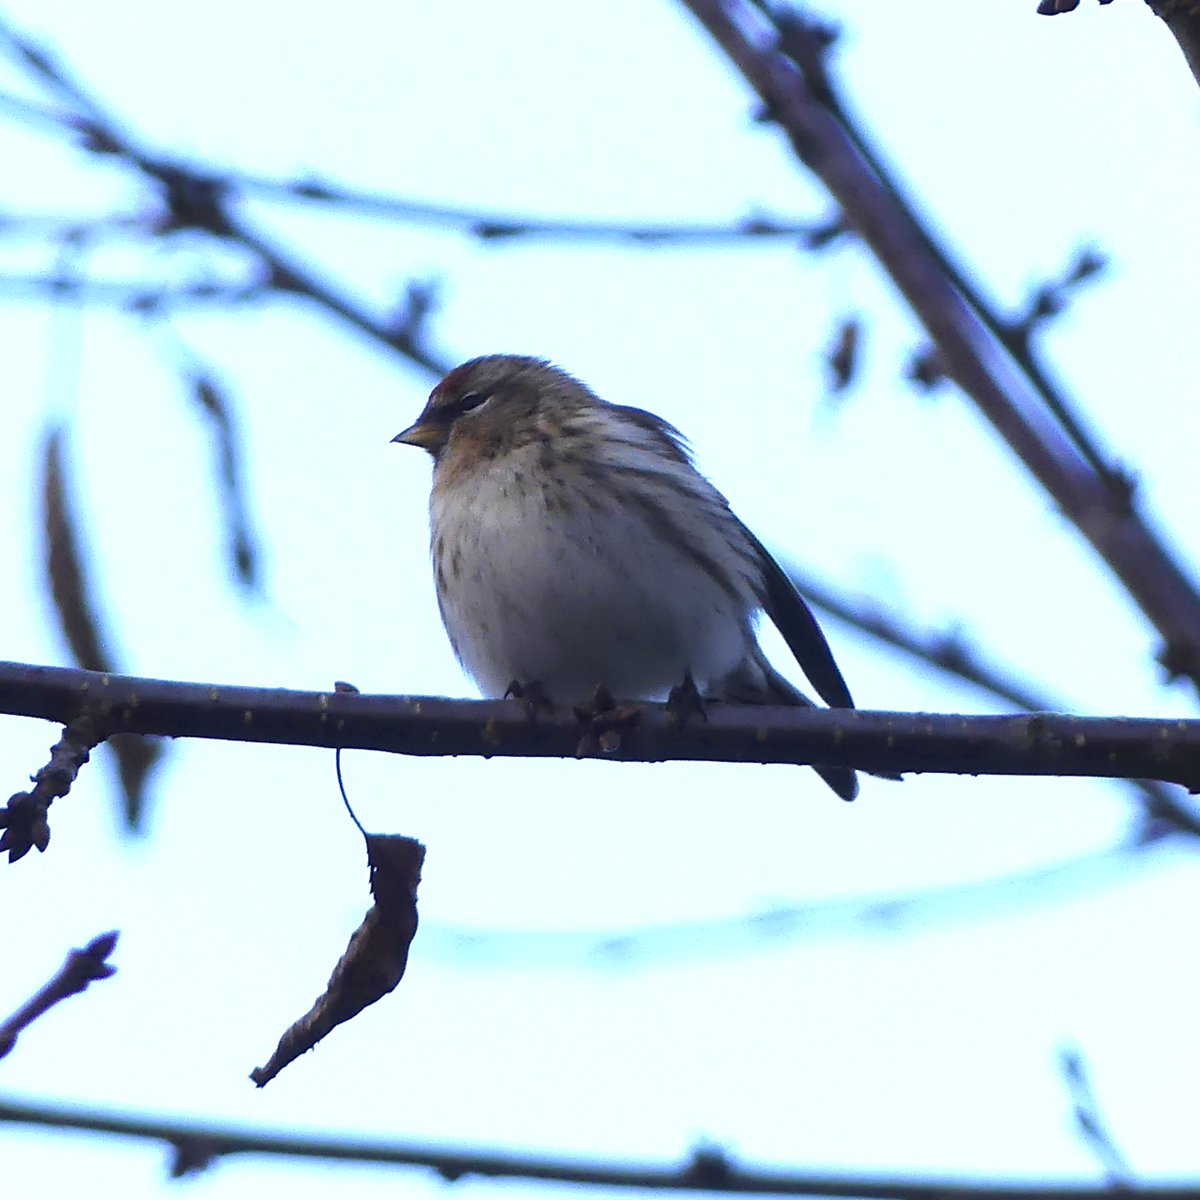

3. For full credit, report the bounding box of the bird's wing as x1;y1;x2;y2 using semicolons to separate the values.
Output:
612;404;855;710
740;524;855;710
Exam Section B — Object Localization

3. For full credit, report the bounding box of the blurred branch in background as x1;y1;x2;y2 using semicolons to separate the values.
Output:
681;0;1200;697
42;410;163;831
0;270;269;311
422;836;1172;970
144;322;262;594
219;168;842;247
1058;1045;1133;1189
0;1092;1190;1197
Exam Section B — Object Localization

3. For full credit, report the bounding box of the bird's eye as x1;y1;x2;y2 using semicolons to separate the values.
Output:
452;391;489;416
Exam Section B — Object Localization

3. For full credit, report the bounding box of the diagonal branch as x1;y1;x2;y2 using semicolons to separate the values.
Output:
679;0;1200;696
0;934;118;1059
1148;0;1200;89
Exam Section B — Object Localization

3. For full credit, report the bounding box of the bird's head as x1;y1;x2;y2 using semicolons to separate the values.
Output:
392;354;591;461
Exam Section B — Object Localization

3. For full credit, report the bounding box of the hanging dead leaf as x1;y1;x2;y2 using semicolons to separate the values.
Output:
250;834;425;1087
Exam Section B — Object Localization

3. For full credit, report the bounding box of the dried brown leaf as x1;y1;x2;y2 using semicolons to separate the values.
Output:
250;834;425;1087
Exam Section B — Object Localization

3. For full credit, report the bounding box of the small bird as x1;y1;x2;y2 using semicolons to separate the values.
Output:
394;354;866;800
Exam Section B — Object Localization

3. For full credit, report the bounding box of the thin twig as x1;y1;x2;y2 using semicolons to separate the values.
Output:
1058;1046;1134;1189
1;714;107;861
0;270;268;310
0;933;118;1059
229;168;832;246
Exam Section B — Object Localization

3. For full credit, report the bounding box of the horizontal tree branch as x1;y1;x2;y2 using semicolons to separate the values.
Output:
1;1092;1195;1197
0;661;1197;789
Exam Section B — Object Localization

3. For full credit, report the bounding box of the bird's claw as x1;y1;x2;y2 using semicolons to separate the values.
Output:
667;671;708;726
573;684;641;757
504;678;553;722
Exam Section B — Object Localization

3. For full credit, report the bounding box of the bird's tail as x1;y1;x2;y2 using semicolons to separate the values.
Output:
714;652;860;802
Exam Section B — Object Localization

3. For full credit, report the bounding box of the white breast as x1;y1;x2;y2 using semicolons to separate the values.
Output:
429;440;756;703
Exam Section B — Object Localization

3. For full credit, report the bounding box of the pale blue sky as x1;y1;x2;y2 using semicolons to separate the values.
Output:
1;3;1198;1196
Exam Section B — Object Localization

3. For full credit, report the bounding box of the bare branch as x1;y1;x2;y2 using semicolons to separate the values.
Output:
1148;1;1200;89
0;15;451;377
146;323;262;593
792;568;1200;838
754;7;1125;493
0;270;267;310
0;934;118;1059
1058;1045;1134;1189
0;85;81;133
42;426;117;677
0;1093;1195;1197
233;169;832;246
41;426;164;830
1;714;106;862
423;835;1168;968
680;0;1200;695
0;207;162;242
0;663;1196;818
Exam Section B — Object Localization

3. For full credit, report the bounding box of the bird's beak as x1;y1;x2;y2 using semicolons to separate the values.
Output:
391;420;445;453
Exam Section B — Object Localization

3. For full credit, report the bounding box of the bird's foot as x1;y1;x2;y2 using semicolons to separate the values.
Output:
573;684;642;758
667;671;708;727
504;678;553;722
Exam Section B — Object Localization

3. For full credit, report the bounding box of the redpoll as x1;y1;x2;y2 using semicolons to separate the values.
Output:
395;355;867;800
